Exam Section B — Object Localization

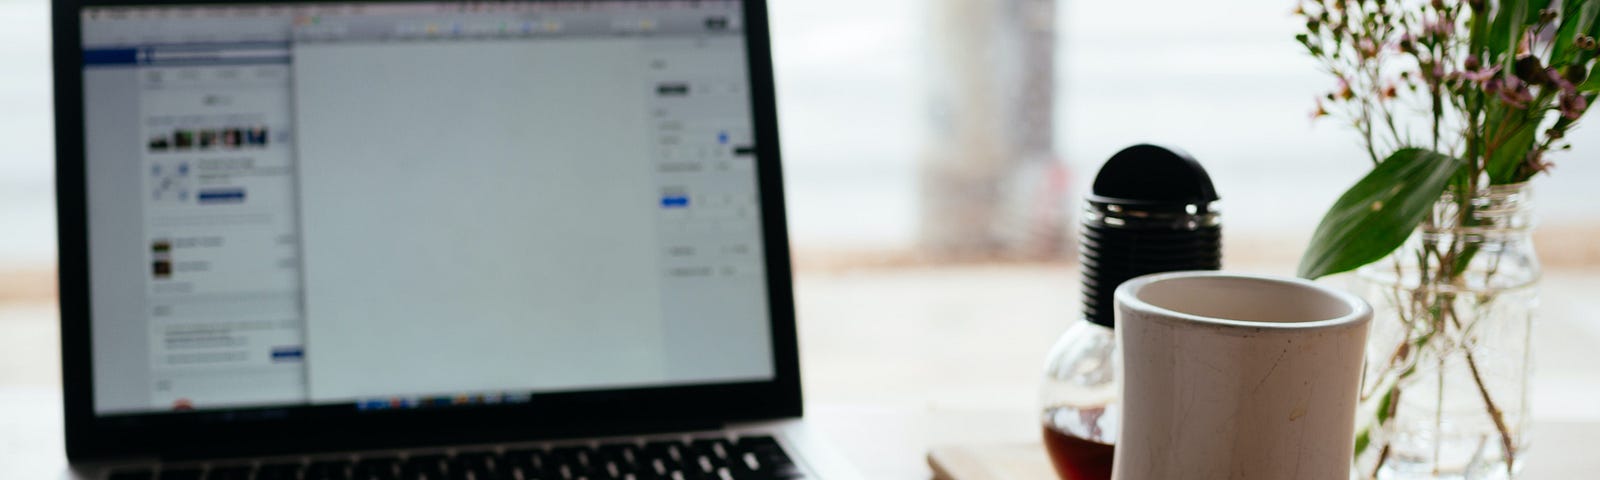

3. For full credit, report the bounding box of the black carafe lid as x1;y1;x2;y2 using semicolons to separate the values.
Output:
1080;144;1221;328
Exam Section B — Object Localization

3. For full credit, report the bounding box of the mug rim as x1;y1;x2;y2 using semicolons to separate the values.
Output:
1114;271;1373;331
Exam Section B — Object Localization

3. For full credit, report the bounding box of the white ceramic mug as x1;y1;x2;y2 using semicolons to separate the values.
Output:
1112;271;1372;480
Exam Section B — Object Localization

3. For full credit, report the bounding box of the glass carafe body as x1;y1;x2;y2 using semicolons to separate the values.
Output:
1039;319;1118;480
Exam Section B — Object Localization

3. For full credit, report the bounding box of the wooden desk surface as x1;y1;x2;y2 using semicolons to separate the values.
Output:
924;421;1600;480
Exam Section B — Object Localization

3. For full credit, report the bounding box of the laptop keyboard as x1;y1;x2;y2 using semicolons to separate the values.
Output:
105;435;803;480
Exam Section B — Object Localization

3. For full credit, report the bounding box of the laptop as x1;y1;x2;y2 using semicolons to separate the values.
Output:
52;1;860;478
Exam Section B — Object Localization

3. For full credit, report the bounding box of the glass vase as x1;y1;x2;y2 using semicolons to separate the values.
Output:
1353;183;1538;480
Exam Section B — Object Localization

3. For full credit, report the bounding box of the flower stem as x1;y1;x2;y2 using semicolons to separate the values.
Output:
1447;302;1518;476
1465;348;1517;477
1433;353;1445;474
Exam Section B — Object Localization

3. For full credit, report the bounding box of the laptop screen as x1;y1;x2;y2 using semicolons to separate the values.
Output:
78;1;775;416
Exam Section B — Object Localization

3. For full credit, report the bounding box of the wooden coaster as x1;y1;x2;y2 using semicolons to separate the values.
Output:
927;442;1056;480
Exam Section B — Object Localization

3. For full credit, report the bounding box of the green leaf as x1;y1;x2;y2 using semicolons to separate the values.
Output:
1297;149;1464;279
1453;244;1482;278
1354;428;1372;457
1486;121;1539;184
1471;4;1493;56
1549;0;1597;64
1488;0;1530;64
1582;62;1600;92
1592;3;1600;39
1376;387;1397;424
1529;0;1555;21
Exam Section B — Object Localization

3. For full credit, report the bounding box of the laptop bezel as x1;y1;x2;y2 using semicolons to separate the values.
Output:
54;0;801;462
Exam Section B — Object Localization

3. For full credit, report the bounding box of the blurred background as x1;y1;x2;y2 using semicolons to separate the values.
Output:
4;0;1600;477
10;0;1600;290
777;0;1600;264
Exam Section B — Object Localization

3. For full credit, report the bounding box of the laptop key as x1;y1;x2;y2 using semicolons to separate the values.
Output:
688;439;732;462
596;443;642;472
402;454;449;480
727;452;760;478
632;457;672;480
675;469;716;480
640;441;685;471
769;463;806;479
503;449;552;478
631;469;670;480
730;437;792;471
451;452;498;480
552;445;602;477
455;451;497;468
728;436;805;478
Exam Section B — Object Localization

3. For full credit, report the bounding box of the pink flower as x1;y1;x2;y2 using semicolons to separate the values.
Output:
1525;150;1552;175
1311;98;1330;120
1358;38;1379;59
1424;14;1455;37
1560;92;1588;119
1548;67;1576;93
1461;65;1501;84
1498;77;1533;109
1397;33;1417;54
